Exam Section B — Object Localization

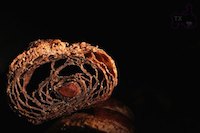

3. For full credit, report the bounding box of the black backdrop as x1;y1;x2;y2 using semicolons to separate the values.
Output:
0;1;200;133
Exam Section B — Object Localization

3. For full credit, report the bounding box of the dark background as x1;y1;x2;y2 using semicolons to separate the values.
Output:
0;1;200;133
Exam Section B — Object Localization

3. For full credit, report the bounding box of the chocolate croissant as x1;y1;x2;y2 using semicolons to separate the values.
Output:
7;39;118;124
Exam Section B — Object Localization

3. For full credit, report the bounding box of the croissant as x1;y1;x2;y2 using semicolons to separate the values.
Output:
45;98;135;133
7;39;118;125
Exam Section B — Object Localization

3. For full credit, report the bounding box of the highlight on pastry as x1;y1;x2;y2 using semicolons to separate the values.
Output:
7;39;118;124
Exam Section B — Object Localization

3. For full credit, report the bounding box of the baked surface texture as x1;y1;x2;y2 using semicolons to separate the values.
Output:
7;39;118;124
45;98;135;133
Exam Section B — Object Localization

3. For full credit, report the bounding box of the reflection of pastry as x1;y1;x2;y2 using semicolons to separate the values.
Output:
7;39;118;125
45;98;135;133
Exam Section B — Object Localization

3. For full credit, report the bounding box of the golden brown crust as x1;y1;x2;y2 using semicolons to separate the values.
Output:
7;39;118;124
